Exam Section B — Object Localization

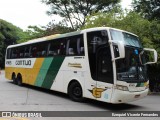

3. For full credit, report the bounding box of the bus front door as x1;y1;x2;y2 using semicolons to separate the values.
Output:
95;46;114;102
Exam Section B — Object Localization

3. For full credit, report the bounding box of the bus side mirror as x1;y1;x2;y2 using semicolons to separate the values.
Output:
140;48;157;65
109;40;125;61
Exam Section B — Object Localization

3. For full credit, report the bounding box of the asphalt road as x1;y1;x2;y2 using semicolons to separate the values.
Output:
0;70;160;120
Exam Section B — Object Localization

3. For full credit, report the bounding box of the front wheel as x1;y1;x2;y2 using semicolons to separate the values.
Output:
68;82;84;102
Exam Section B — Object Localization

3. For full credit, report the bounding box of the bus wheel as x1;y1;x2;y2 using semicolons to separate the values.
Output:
12;74;17;85
17;74;23;86
68;82;84;102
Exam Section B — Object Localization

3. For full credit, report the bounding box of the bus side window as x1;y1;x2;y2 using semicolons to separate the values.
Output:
66;35;84;56
66;39;69;55
48;43;54;56
31;45;38;58
24;46;31;58
58;40;66;55
19;47;25;58
48;41;58;56
11;48;17;59
77;36;84;55
16;48;20;58
36;42;48;57
7;48;11;59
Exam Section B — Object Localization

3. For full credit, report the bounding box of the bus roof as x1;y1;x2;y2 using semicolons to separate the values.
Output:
7;27;138;48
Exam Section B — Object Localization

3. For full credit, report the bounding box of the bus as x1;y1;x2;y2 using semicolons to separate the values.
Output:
5;27;157;104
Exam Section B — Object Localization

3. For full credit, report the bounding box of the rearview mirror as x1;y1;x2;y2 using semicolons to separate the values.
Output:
140;48;157;65
109;40;125;61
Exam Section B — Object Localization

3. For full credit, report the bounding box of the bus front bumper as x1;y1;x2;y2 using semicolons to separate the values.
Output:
111;88;149;104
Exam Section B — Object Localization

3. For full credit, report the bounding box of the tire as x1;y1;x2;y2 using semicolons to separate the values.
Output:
12;75;17;85
17;75;23;86
68;82;84;102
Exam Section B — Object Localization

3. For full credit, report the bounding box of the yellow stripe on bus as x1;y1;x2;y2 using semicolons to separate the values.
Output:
5;58;44;85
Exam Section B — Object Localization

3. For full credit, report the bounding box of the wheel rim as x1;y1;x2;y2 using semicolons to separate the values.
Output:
73;86;82;97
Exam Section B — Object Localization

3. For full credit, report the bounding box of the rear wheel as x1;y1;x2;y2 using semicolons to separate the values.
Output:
12;74;17;85
17;75;23;86
68;82;84;102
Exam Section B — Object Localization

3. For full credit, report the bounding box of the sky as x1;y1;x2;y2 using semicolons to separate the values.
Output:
0;0;132;30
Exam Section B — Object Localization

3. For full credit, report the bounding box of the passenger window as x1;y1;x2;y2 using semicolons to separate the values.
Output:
66;35;84;56
24;45;31;58
7;48;11;59
19;47;25;58
11;48;18;59
66;39;77;55
59;40;66;55
48;41;58;56
48;39;66;56
77;37;84;55
36;42;48;57
30;44;38;58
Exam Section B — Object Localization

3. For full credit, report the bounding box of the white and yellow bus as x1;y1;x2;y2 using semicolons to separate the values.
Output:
5;27;157;103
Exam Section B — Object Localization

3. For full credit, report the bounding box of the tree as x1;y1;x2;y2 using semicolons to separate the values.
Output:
20;25;47;42
17;22;75;43
44;21;75;36
132;0;160;20
0;19;26;68
0;38;4;68
42;0;120;29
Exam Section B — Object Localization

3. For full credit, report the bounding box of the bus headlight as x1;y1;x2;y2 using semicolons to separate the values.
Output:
115;85;129;91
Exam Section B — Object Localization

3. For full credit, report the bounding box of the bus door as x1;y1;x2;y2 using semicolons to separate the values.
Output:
86;30;114;102
95;46;114;102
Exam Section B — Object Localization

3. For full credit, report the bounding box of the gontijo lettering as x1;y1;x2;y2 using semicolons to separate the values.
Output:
15;60;31;65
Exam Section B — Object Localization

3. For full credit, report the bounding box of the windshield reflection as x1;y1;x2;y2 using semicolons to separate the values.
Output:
110;29;142;48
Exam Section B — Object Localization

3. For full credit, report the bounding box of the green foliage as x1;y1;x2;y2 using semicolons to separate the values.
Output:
0;38;4;67
44;21;75;36
131;0;160;84
132;0;160;20
17;25;47;43
0;19;27;68
42;0;120;29
26;26;46;38
17;22;75;43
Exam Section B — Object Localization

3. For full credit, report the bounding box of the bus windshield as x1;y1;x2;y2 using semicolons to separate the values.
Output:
110;29;147;82
115;47;147;82
110;29;142;48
